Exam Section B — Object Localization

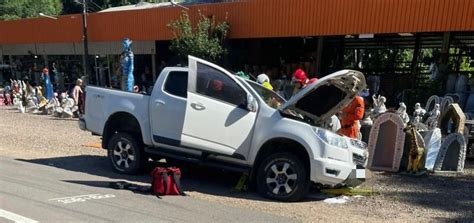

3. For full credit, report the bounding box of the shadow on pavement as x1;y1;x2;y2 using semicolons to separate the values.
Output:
17;155;326;203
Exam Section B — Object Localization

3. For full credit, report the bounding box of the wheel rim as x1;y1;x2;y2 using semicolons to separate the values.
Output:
265;161;298;195
112;140;135;169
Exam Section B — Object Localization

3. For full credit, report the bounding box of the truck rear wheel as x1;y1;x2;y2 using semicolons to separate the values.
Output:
256;153;309;202
107;133;143;174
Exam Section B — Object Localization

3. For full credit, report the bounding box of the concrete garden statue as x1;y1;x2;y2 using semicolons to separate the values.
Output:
412;103;426;124
371;94;387;118
426;104;441;130
120;38;134;92
396;102;410;126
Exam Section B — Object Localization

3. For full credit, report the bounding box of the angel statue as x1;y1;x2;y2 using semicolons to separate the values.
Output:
371;94;387;118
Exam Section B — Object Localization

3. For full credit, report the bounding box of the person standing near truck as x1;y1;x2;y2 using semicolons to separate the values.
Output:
291;69;317;96
338;96;365;139
256;73;273;91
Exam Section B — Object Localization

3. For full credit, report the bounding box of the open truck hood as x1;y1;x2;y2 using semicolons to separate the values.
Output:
279;69;366;125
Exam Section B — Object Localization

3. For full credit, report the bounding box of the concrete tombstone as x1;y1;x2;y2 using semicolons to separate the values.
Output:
465;93;474;112
455;75;468;93
440;96;454;114
422;128;442;171
367;113;406;172
425;95;440;114
434;133;467;172
439;103;466;136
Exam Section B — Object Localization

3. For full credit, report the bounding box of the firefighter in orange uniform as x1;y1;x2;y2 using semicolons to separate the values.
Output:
338;95;365;139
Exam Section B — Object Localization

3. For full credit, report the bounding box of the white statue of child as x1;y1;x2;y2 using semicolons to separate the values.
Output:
396;102;410;125
412;103;426;124
426;103;440;130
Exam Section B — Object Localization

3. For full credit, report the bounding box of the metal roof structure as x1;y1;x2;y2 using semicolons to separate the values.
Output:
0;0;472;45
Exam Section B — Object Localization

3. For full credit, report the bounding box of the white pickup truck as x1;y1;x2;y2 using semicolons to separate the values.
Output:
79;56;368;201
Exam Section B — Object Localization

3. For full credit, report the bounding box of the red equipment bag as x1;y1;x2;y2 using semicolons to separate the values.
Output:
151;167;186;197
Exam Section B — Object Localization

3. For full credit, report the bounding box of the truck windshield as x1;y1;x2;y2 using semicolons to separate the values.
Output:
245;81;286;109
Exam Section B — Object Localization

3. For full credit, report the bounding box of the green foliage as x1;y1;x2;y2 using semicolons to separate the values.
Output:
0;0;62;20
168;10;229;62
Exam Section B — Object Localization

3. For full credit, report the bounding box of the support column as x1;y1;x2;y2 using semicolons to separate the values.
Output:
0;46;3;64
441;32;451;55
151;54;156;82
43;55;49;69
411;34;421;75
336;37;345;69
315;36;324;75
107;55;112;87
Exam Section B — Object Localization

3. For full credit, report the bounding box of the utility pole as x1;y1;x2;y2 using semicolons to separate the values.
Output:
82;0;89;82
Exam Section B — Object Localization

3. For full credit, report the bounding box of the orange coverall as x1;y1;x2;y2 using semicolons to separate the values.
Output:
338;96;365;139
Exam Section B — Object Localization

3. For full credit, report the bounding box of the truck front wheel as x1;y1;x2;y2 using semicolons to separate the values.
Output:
256;153;310;202
107;133;143;174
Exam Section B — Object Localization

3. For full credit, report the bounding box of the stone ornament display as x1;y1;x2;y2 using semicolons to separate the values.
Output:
425;103;440;130
367;113;406;172
439;103;466;136
434;133;467;172
425;95;440;113
440;96;454;113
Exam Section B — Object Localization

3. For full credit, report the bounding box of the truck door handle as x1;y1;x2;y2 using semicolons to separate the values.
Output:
155;100;165;106
190;102;205;111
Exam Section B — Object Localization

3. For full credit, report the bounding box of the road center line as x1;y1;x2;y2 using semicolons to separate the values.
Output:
0;209;38;223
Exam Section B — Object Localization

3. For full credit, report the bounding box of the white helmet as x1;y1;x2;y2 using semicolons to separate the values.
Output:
256;74;270;84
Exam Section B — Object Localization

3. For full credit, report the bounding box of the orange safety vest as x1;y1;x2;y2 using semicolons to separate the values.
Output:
338;96;365;139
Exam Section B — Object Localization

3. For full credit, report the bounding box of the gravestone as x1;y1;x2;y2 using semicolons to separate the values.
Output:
446;74;457;93
360;125;372;144
425;95;440;114
367;113;406;172
440;96;454;114
434;133;467;172
422;128;442;171
454;74;468;93
445;93;460;104
439;103;466;136
465;93;474;112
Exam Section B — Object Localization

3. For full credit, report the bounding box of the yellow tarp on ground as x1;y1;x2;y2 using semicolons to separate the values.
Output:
81;143;102;149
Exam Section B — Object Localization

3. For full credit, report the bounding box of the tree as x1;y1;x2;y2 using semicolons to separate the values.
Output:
0;0;62;20
167;10;229;63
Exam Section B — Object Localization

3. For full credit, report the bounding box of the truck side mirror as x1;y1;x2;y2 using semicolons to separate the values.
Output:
246;94;257;112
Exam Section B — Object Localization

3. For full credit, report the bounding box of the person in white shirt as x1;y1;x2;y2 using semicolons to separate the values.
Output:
72;79;83;106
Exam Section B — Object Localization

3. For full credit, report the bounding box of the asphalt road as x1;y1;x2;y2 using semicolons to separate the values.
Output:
0;156;291;223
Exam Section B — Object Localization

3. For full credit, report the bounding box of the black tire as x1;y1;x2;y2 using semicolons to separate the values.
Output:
256;153;310;202
107;132;144;174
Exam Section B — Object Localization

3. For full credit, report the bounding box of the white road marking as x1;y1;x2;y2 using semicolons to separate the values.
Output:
49;194;115;204
0;209;38;223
